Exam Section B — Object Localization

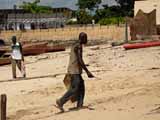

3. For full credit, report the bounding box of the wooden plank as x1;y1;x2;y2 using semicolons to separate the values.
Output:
0;94;7;120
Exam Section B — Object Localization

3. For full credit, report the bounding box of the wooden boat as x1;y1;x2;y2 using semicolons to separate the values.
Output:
0;46;10;56
0;50;5;57
0;42;66;56
22;42;47;56
22;43;65;55
45;46;65;53
123;41;160;50
0;42;66;66
0;57;11;66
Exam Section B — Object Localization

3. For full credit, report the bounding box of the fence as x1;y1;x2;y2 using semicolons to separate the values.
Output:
0;25;129;43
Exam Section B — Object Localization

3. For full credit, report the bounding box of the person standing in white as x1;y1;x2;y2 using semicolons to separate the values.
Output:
11;36;26;79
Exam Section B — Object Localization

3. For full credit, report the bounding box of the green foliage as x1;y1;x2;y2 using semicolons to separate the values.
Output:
93;0;134;23
75;0;102;24
74;0;133;25
20;0;52;13
94;5;129;24
76;10;93;24
98;17;125;25
66;20;78;25
77;0;101;10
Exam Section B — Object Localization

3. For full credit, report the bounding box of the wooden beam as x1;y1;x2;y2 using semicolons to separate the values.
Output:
0;94;7;120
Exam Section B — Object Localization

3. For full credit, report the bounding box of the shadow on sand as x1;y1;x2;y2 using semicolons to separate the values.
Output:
0;73;65;83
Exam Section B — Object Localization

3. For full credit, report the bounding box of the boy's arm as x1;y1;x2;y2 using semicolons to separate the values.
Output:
19;43;24;61
74;46;94;78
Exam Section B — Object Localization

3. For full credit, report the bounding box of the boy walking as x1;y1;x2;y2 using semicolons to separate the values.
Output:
56;32;94;112
11;36;26;79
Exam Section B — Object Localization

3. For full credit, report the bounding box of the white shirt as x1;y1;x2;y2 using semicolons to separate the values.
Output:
11;42;22;60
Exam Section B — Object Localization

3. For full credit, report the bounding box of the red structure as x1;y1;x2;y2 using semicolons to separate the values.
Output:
123;41;160;50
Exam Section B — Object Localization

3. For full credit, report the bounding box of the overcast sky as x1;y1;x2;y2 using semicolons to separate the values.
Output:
0;0;117;10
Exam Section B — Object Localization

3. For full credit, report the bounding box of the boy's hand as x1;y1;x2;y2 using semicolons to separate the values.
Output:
87;71;94;78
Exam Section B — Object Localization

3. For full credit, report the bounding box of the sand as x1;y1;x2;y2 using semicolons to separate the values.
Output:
0;44;160;120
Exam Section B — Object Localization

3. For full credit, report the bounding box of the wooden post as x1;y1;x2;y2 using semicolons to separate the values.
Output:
0;94;7;120
125;17;129;43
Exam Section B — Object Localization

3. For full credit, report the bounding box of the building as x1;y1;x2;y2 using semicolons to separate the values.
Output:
134;0;160;25
0;7;74;30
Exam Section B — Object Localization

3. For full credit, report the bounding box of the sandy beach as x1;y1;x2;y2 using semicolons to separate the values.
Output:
0;43;160;120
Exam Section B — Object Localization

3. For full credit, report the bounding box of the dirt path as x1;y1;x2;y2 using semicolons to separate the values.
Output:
0;44;160;120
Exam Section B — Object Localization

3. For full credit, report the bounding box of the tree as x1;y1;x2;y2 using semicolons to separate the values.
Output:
76;0;101;24
115;0;134;8
77;0;102;10
115;0;134;16
94;5;124;23
76;9;92;24
20;0;52;13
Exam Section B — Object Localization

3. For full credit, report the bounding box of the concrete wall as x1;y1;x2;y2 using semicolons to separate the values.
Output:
135;0;160;25
0;25;128;43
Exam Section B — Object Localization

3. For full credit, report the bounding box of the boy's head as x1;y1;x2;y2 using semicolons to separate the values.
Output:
79;32;88;44
11;36;17;44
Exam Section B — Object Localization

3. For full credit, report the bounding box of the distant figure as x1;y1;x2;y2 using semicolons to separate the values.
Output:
0;39;5;46
31;23;36;30
60;23;64;28
8;23;14;30
92;19;95;27
19;23;26;31
56;32;94;112
11;36;26;79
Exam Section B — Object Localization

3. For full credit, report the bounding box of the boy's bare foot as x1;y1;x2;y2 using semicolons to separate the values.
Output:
56;99;64;112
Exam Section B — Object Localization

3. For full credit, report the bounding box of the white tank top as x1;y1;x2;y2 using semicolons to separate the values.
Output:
11;42;22;60
67;42;82;74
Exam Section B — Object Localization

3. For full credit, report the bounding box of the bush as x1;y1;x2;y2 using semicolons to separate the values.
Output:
98;17;125;25
66;20;78;25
